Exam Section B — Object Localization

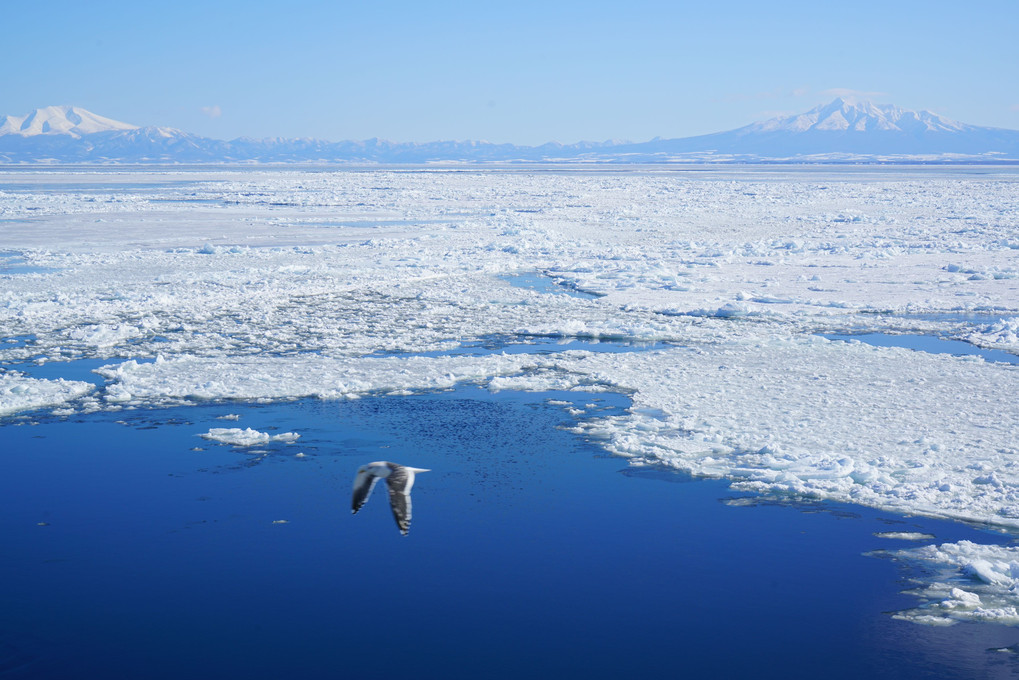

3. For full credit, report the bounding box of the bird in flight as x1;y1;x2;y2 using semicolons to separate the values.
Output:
352;461;430;535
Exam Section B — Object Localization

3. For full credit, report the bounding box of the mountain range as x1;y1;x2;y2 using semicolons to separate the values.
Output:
2;99;1018;164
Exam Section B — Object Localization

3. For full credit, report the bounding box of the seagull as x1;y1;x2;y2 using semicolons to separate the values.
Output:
352;461;429;535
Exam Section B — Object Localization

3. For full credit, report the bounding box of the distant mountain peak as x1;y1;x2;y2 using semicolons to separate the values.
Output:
1;99;1017;163
747;98;969;135
0;105;138;139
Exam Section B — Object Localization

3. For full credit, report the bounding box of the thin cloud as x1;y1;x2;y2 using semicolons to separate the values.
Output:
201;105;222;119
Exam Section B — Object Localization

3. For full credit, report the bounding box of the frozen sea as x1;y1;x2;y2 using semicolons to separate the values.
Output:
2;165;1019;678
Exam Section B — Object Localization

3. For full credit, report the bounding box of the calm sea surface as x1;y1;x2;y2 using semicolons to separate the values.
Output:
2;387;1018;679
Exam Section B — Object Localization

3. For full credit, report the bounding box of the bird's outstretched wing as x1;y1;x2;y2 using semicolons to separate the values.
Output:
351;470;379;515
384;464;414;535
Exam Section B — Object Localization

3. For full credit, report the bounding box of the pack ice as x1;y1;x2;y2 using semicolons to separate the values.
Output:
1;167;1017;625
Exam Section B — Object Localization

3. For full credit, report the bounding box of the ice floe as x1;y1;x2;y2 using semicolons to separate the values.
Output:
884;540;1019;626
0;372;93;416
874;531;936;541
967;317;1019;353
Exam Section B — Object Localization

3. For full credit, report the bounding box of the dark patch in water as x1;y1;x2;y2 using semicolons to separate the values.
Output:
619;466;698;484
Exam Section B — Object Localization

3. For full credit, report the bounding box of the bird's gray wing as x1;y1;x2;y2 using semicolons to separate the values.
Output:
351;470;379;515
384;464;413;535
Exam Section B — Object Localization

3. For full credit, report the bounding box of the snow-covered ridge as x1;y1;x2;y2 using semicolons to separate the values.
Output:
748;97;969;134
0;105;138;138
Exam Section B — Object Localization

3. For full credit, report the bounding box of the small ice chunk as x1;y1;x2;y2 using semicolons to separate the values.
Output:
874;531;935;541
945;588;981;608
199;427;300;447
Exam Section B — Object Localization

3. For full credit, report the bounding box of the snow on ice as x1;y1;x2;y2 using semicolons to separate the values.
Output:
200;427;300;447
1;167;1017;622
0;372;93;416
882;541;1019;627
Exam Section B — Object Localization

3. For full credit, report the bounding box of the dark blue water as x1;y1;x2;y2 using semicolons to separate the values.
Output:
2;388;1018;679
823;333;1019;365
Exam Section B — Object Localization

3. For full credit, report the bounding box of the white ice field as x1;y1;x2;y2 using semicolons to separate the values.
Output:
2;166;1018;625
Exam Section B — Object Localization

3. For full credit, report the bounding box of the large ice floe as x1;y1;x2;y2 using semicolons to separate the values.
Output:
0;371;93;416
2;166;1018;626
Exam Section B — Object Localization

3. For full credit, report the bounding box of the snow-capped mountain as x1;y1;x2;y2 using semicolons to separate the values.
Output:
747;98;968;134
626;98;1019;158
1;100;1018;163
0;106;221;162
0;105;138;138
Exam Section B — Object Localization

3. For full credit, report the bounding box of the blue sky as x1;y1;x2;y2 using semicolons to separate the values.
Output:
4;0;1017;144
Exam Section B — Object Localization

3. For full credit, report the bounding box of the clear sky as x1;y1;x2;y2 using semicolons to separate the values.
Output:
4;0;1017;145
